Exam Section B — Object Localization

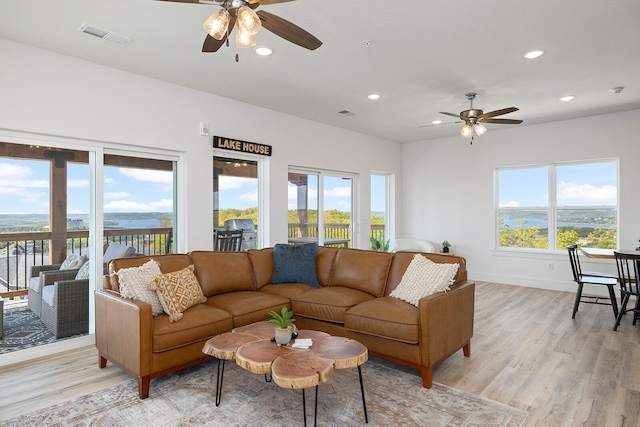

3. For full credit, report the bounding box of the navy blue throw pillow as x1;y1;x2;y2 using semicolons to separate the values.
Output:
271;242;320;288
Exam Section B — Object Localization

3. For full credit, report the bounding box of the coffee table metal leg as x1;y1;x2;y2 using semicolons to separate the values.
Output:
265;372;272;382
358;365;368;423
301;386;318;427
215;358;225;406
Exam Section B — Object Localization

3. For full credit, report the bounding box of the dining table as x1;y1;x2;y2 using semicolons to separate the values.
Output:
580;248;640;259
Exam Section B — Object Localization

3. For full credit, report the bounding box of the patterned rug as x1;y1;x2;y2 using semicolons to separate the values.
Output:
0;306;80;354
4;359;528;426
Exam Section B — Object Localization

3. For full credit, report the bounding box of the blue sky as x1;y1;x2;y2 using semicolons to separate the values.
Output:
0;158;377;214
499;161;617;207
0;159;173;214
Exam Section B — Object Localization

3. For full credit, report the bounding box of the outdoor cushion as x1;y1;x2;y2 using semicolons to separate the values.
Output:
103;244;136;264
59;254;87;270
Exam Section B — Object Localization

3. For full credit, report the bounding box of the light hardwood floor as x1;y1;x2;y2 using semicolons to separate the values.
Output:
1;282;639;425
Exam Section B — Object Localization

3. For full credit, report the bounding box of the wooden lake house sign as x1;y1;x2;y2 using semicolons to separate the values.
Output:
214;136;272;157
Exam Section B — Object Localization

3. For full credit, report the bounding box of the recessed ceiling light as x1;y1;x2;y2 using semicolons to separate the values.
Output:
367;94;381;100
432;120;442;125
560;95;576;102
524;50;545;59
254;46;273;56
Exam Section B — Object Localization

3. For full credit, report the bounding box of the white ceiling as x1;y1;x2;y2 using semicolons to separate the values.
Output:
1;0;639;143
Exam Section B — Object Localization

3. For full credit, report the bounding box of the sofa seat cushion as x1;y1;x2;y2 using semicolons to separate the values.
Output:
344;297;419;344
259;283;317;299
292;287;375;324
152;304;233;353
205;291;290;328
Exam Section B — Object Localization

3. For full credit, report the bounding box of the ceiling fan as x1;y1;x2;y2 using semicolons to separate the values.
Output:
440;93;523;144
159;0;322;60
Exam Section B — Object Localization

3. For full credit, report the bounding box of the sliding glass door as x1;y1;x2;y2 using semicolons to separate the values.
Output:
288;169;354;248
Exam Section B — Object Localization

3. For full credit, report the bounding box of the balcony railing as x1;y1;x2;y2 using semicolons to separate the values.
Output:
287;223;385;246
0;228;173;299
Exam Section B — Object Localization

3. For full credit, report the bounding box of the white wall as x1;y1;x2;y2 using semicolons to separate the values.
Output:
402;109;640;293
0;39;402;251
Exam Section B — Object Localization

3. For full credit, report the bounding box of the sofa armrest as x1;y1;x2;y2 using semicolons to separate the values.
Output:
95;289;154;378
418;281;475;368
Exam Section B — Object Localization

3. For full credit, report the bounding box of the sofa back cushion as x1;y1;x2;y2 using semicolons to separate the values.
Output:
329;248;393;297
189;251;256;297
317;246;338;287
385;252;467;296
106;254;192;293
247;248;274;289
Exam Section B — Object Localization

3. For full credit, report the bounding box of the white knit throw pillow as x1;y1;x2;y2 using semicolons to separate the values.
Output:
116;259;165;316
390;254;459;306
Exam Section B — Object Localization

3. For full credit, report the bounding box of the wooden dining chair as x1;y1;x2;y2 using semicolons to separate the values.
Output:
567;245;618;319
613;251;640;331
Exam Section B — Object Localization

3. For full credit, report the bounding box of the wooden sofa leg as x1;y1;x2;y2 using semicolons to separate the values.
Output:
463;341;471;357
99;355;107;369
138;376;151;399
421;367;433;388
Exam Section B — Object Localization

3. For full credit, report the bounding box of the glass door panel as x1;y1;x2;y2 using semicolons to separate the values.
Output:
288;172;319;244
213;156;258;250
323;175;352;247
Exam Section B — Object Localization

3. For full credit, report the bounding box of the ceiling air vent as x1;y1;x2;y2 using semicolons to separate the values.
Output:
77;24;133;46
338;110;358;116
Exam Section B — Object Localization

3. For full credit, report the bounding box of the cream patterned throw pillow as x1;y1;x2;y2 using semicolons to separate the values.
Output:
116;259;165;316
149;265;207;322
60;253;87;270
390;254;459;307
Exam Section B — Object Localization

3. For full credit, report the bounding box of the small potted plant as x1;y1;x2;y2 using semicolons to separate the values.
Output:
442;240;451;253
268;306;295;346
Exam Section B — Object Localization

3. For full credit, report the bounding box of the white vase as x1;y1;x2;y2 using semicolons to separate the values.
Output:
274;325;293;346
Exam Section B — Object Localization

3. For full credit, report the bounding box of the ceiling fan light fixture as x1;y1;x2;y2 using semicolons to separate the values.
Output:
203;8;230;40
236;26;256;49
473;122;487;136
237;5;262;36
460;122;473;137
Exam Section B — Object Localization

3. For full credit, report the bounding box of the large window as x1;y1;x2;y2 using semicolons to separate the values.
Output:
497;160;618;250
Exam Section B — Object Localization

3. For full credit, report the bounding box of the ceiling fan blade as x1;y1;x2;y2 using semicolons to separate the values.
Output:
256;10;322;50
480;118;523;125
439;111;461;119
156;0;202;3
478;107;519;120
250;0;296;4
202;17;236;52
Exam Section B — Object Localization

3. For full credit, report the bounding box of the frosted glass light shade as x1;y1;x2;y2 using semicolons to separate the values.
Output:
460;123;473;137
236;26;256;48
203;9;230;40
473;122;487;136
237;6;261;35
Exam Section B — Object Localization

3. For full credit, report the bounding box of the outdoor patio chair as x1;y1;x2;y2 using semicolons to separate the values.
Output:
214;229;243;251
28;264;81;318
40;273;89;338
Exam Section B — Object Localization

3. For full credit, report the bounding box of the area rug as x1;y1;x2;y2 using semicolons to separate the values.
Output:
0;307;81;354
4;359;528;426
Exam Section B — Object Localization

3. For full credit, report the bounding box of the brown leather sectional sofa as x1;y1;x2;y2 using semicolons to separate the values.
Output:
95;247;475;399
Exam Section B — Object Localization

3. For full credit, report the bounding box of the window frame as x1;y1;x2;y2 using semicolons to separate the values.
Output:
495;158;619;252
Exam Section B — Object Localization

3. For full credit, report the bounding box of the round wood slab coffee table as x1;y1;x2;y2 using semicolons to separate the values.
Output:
203;321;368;426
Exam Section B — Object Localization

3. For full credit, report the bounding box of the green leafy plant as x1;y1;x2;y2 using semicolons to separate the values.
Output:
442;240;451;249
370;231;390;252
268;306;295;329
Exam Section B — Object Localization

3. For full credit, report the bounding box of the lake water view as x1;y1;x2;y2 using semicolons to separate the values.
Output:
503;219;614;229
